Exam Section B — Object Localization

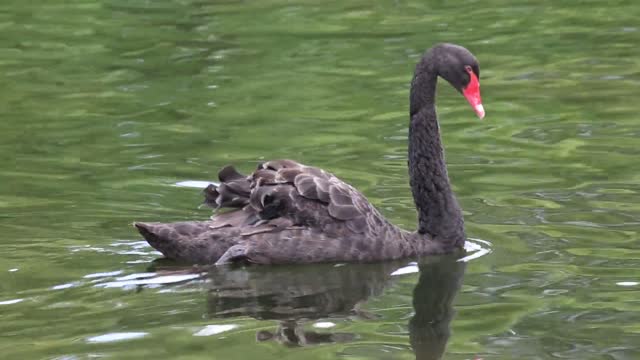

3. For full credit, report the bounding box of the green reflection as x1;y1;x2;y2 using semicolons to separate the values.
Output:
1;0;640;359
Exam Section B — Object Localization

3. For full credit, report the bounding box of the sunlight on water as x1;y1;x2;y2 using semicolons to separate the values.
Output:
96;273;204;288
313;322;337;329
86;332;148;344
174;180;216;188
194;324;238;337
0;299;24;306
458;238;493;262
391;239;492;275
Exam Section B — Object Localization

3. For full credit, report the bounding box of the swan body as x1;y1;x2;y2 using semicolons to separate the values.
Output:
135;43;484;265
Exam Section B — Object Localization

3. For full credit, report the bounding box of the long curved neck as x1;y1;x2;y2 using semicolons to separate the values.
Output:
408;64;465;247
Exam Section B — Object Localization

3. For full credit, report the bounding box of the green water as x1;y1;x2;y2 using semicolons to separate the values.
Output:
1;0;640;358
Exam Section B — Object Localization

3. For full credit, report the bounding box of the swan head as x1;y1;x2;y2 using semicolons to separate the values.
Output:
431;43;485;119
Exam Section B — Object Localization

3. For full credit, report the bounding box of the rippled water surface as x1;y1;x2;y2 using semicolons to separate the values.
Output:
1;0;640;359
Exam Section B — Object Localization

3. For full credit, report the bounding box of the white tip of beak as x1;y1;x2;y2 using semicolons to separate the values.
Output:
474;104;485;119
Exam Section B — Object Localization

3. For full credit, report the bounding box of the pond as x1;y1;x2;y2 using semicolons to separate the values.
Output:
1;0;639;359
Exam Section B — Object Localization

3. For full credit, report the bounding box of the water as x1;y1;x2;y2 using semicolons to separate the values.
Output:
1;0;639;358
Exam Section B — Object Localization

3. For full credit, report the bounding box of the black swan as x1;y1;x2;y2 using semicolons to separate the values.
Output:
134;43;484;265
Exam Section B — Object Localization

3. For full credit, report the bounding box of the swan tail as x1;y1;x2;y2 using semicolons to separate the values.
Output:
134;221;233;263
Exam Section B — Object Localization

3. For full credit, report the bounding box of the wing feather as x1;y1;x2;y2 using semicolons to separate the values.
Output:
205;159;378;236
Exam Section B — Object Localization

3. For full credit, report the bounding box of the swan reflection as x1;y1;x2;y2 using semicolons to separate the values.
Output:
205;256;465;358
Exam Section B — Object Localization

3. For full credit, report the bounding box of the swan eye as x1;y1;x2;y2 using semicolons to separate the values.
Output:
461;66;471;82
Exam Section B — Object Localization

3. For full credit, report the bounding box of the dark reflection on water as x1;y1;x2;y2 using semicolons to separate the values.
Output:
206;256;465;359
410;258;464;360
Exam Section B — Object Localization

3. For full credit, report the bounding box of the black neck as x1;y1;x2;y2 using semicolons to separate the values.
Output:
408;64;465;246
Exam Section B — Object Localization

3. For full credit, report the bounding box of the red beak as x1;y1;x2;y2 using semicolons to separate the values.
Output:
463;68;485;119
